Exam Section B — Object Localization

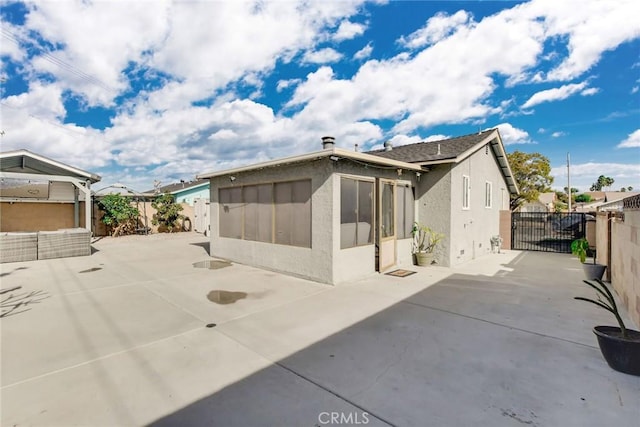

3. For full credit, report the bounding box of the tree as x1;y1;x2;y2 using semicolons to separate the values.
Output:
98;194;140;236
574;194;592;203
506;151;554;211
564;187;579;194
151;193;184;232
590;175;615;191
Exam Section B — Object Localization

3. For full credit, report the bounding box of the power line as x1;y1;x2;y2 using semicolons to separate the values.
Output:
1;28;115;93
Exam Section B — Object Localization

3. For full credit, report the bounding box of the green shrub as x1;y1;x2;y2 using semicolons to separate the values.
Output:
151;193;184;232
98;194;140;236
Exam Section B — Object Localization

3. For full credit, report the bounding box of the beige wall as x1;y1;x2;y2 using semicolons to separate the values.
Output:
499;210;512;250
610;210;640;328
0;201;87;231
94;201;195;236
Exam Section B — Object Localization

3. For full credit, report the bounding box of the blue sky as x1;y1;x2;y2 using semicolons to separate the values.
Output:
1;0;639;192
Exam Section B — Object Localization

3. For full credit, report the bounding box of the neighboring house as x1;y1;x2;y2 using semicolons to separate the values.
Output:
149;179;209;206
518;192;556;213
198;129;518;285
576;191;640;212
0;150;101;232
596;192;640;212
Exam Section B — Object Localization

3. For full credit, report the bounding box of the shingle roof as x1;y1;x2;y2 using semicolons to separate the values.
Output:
367;129;496;163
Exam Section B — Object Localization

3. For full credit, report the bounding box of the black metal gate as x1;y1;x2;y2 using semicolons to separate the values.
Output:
511;212;586;252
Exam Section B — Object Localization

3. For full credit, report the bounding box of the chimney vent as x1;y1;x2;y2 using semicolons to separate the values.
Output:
321;136;335;149
437;144;441;155
384;140;392;151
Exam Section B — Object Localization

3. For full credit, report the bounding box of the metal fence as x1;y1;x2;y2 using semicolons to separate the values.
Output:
511;212;587;253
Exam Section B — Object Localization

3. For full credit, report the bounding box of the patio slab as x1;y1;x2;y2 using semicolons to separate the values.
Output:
1;233;638;426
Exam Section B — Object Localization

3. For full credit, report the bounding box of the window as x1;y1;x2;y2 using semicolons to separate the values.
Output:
243;184;272;242
274;180;312;247
340;177;373;249
219;187;242;238
396;185;414;239
485;181;492;208
218;179;311;248
462;175;470;209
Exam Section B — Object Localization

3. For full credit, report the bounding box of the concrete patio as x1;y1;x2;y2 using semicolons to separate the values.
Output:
1;232;638;426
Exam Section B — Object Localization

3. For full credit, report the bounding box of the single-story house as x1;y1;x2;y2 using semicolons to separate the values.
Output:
198;129;518;285
518;192;556;213
148;179;210;206
0;150;101;232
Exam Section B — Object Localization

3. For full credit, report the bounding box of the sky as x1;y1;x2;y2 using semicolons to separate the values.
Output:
1;0;639;193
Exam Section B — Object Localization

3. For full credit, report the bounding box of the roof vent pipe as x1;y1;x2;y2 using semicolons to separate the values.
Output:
321;136;335;149
384;140;392;151
437;144;441;155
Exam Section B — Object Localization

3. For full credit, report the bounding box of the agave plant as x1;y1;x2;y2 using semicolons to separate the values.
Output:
575;279;627;339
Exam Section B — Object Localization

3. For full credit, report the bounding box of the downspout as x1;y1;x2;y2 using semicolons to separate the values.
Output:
74;186;80;228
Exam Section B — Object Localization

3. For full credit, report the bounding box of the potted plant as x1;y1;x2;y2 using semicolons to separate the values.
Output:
411;223;444;266
571;237;606;280
575;279;640;375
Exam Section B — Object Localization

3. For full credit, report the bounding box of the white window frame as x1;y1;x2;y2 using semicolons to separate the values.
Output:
462;175;470;210
485;181;492;208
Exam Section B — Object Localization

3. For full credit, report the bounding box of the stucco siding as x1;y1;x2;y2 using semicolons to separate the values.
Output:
173;186;210;206
208;159;334;284
448;145;506;266
416;164;452;266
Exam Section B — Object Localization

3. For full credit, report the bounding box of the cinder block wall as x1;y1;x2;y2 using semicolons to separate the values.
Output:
595;212;611;281
94;202;195;236
0;202;87;231
610;210;640;328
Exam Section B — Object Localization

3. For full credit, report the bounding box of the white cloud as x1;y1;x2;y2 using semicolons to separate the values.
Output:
354;43;373;60
581;87;599;96
521;82;588;108
551;162;640;192
399;10;471;48
617;129;640;148
631;86;639;94
4;0;640;190
276;78;302;92
333;20;366;41
492;123;533;145
301;48;343;64
551;131;566;138
538;128;546;134
532;0;640;81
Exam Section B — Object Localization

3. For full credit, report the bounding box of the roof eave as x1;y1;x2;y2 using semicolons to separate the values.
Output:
0;149;102;183
197;147;424;180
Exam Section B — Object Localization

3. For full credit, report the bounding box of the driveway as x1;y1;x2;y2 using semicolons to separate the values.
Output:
1;233;638;426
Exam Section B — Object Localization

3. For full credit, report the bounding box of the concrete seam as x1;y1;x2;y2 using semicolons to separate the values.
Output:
401;300;599;349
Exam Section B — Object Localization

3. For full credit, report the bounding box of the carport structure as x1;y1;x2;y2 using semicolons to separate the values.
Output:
0;149;101;232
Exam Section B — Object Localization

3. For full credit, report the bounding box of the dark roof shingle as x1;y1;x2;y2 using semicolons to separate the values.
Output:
367;129;496;163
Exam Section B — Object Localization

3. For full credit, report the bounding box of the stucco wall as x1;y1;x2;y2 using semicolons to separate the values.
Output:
209;159;335;284
448;145;508;266
173;186;209;206
207;157;421;284
610;210;640;328
330;161;418;282
0;201;87;231
416;164;452;266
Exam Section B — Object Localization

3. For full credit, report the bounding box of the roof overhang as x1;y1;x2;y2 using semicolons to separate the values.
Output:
414;129;519;195
0;149;101;183
197;147;424;180
170;181;210;194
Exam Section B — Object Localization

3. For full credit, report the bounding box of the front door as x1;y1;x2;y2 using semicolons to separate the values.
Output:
377;179;396;272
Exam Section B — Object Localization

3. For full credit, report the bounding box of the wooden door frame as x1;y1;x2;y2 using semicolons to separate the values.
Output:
377;178;396;272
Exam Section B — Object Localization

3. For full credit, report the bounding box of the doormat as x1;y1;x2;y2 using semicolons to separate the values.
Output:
385;269;416;277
